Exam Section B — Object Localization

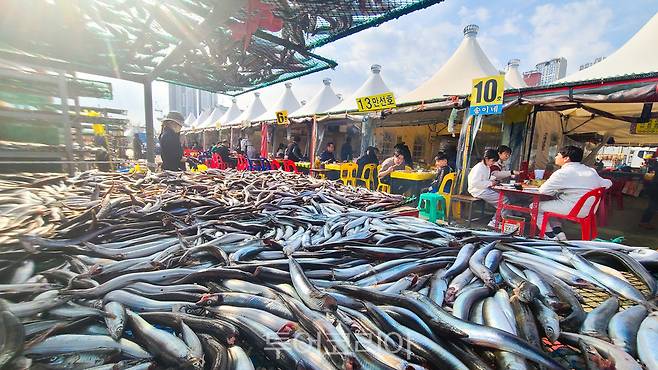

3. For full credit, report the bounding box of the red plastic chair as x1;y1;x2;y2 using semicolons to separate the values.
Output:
539;187;606;240
209;153;228;170
270;159;281;170
236;155;249;171
282;160;300;174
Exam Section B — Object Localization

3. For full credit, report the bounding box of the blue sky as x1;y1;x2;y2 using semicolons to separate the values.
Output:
82;0;658;125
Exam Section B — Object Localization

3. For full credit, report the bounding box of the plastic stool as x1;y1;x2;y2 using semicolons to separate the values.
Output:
417;193;446;223
377;183;391;193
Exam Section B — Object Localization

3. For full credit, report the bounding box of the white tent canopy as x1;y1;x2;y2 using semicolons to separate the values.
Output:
191;109;211;129
228;92;266;126
254;82;301;122
556;12;658;84
219;98;241;127
184;113;195;126
290;78;341;117
505;59;527;88
402;24;510;103
198;107;224;130
329;64;392;112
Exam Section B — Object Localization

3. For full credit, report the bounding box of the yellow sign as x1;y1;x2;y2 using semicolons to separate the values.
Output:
469;75;504;115
631;119;658;134
356;92;396;112
92;123;106;136
276;110;289;125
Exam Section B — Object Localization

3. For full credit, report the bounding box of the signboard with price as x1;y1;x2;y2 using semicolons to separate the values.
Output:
356;92;396;112
630;119;658;134
275;110;288;125
469;74;505;116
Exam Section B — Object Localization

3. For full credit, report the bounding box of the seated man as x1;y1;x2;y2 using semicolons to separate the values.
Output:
537;146;612;240
428;152;453;193
468;149;510;228
319;142;337;164
378;148;405;185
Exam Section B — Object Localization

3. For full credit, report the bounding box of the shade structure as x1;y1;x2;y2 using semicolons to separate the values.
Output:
219;98;242;128
228;92;266;126
329;64;393;113
254;82;301;122
555;12;658;84
290;78;342;117
192;109;212;130
505;59;527;88
0;0;445;94
184;113;196;126
402;24;508;103
198;107;225;130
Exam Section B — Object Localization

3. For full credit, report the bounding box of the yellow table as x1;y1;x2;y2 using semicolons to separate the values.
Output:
390;170;435;181
324;163;342;171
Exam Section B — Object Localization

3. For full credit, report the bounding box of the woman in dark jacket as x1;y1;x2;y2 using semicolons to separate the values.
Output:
356;146;379;177
159;112;185;171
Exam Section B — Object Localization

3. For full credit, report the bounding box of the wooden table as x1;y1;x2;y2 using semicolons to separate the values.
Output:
493;185;554;238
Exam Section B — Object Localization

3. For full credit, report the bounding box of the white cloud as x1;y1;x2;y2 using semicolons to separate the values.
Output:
527;0;614;74
458;6;490;24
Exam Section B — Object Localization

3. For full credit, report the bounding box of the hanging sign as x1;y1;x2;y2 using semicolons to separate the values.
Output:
276;110;289;125
92;123;106;136
630;119;658;134
469;75;505;116
356;92;396;112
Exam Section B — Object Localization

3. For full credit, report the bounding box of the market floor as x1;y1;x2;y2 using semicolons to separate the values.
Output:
447;195;658;249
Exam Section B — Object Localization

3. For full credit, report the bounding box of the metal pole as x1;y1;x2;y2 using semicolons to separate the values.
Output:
360;115;372;157
144;80;156;170
310;116;317;169
526;107;538;163
58;72;74;175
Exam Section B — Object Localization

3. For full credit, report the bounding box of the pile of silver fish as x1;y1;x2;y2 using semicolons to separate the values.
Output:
0;170;657;370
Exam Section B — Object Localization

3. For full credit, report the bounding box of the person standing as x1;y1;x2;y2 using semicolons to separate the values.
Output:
285;135;303;162
340;136;353;161
159;111;186;171
536;146;612;240
319;142;337;164
468;149;510;228
132;133;143;160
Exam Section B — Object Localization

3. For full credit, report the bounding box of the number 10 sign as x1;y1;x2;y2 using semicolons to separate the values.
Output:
469;75;505;116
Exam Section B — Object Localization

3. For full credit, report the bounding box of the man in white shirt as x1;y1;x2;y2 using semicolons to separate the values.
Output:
468;149;510;228
537;146;612;240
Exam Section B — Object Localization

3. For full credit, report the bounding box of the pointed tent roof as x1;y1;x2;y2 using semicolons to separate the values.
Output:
184;112;196;126
329;64;392;112
555;12;658;84
198;107;224;130
505;59;527;88
254;82;301;122
192;109;211;129
402;25;508;103
291;78;342;117
218;98;242;128
228;92;266;126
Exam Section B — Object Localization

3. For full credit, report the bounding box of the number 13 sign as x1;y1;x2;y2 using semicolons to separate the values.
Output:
469;75;505;116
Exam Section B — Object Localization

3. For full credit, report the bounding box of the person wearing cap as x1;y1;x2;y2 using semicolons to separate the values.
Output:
159;111;186;171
